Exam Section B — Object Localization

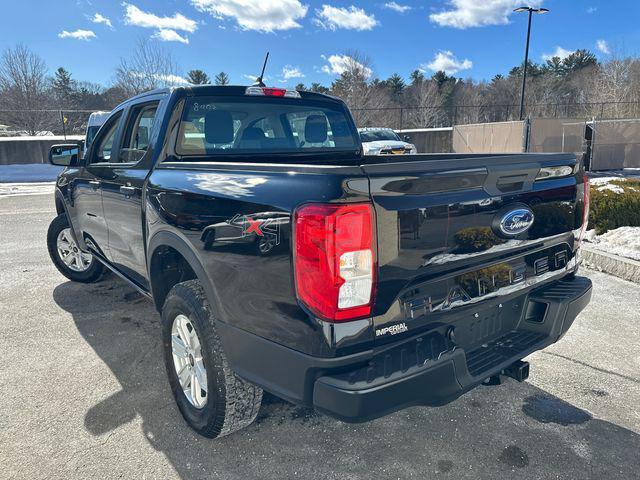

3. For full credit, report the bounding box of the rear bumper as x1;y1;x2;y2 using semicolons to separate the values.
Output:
219;275;592;423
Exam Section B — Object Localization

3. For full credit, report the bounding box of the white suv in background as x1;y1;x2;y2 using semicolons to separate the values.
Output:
84;111;111;154
359;128;417;155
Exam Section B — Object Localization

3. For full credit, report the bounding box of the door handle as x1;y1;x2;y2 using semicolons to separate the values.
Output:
89;180;101;190
120;185;136;196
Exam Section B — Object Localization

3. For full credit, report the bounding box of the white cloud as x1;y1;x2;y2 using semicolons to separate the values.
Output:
596;39;610;55
159;74;190;85
423;51;472;75
587;7;597;14
321;54;373;78
243;73;271;82
123;3;198;33
130;71;189;85
91;13;113;28
282;65;305;80
430;0;543;29
542;46;575;62
191;0;308;32
314;5;378;31
58;29;97;41
154;29;190;44
383;2;411;13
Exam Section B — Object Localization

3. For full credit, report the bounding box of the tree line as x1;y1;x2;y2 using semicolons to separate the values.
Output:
1;40;639;135
325;49;640;129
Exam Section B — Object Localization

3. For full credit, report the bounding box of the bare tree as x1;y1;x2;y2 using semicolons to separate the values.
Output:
330;51;390;127
590;55;640;118
115;39;183;96
0;45;52;135
406;79;445;128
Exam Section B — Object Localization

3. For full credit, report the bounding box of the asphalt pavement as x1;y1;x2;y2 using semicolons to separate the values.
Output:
0;193;639;480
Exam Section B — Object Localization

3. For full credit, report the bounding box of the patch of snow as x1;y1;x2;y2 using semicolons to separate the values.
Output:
0;164;63;183
0;135;83;142
589;176;620;185
588;169;640;180
584;226;640;262
596;183;626;194
0;182;55;198
583;229;598;243
589;175;640;194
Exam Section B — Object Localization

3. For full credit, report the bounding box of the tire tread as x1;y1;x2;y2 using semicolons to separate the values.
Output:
163;280;262;438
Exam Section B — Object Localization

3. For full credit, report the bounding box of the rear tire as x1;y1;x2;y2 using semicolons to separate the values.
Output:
47;214;104;283
161;279;263;438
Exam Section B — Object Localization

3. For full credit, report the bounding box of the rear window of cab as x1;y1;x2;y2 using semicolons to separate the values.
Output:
176;96;358;156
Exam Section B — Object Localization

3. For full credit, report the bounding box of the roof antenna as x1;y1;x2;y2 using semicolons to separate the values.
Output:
253;52;270;87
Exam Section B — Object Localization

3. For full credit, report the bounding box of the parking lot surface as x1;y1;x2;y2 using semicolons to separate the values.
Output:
1;193;639;480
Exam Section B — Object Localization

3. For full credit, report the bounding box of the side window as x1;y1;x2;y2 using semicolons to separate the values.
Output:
91;112;122;164
119;102;159;164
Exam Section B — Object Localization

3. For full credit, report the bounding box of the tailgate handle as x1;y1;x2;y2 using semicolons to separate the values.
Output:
484;163;538;196
496;174;529;193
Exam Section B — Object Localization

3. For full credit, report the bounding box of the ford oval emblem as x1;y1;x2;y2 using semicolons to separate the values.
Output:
499;208;535;236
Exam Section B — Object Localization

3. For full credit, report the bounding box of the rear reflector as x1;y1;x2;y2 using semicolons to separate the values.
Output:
577;174;590;246
294;203;376;322
245;86;301;98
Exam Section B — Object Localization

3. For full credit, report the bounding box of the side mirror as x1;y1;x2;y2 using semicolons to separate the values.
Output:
403;135;411;142
49;144;80;167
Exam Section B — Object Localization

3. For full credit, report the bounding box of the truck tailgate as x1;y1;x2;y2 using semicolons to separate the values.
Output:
361;153;588;342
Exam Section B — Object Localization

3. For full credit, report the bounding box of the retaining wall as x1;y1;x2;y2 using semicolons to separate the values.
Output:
0;136;83;165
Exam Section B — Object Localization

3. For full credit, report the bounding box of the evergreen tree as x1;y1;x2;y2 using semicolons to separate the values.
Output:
543;56;565;76
410;69;425;85
214;71;230;86
52;67;75;104
432;71;456;87
310;83;329;94
187;69;210;85
563;49;598;73
509;60;543;78
385;73;406;96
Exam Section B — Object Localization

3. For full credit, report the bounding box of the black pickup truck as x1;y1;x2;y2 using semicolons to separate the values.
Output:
47;85;592;438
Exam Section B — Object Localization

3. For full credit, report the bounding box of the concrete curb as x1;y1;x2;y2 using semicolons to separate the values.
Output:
582;246;640;284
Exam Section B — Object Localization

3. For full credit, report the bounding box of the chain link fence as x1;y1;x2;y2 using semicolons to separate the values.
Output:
351;101;640;130
2;101;640;137
0;109;99;137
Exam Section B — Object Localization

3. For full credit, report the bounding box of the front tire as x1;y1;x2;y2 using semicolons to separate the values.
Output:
162;280;263;438
47;214;104;283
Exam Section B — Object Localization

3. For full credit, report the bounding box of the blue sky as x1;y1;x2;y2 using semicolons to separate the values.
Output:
1;0;639;87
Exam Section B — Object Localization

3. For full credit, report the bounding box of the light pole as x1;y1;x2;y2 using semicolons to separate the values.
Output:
514;6;549;120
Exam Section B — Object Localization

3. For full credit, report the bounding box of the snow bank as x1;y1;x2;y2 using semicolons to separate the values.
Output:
0;182;55;198
583;227;640;262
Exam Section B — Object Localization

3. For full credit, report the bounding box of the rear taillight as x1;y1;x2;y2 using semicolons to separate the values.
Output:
577;174;590;246
294;203;376;322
